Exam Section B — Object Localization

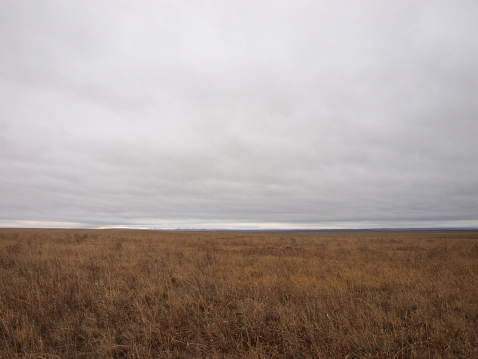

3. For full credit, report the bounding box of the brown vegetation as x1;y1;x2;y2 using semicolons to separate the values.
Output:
1;228;478;358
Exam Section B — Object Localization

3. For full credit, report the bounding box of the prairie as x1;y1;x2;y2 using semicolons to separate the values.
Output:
0;228;477;358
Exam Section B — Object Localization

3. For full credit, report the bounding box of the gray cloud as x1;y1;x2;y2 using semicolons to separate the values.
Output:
1;0;477;228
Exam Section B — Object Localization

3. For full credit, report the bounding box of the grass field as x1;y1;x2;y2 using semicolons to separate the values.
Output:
1;229;477;358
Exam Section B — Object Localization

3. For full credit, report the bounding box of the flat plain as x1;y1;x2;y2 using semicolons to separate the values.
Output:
0;228;477;358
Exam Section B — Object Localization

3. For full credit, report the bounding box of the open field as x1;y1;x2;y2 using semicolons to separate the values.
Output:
1;229;478;358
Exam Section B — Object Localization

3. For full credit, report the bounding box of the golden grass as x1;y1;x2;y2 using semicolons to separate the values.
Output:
1;228;478;358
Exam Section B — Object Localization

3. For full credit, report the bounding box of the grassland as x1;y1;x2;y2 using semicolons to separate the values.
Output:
0;229;477;358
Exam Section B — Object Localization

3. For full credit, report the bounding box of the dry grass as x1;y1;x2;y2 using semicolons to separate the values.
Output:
1;229;478;358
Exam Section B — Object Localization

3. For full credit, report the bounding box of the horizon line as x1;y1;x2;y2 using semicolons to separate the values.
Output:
2;226;478;232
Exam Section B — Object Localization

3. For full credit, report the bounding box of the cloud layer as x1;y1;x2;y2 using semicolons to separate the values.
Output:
1;1;477;228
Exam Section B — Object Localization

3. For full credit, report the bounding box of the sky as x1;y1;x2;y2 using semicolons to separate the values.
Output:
1;0;477;229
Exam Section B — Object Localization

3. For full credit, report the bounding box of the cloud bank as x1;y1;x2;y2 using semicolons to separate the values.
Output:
1;1;477;229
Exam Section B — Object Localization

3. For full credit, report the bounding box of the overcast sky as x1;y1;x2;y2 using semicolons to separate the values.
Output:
1;1;477;229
